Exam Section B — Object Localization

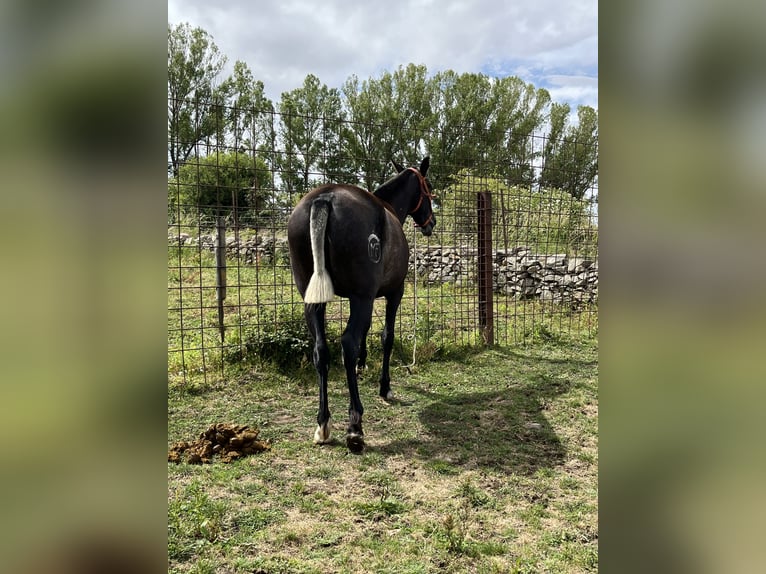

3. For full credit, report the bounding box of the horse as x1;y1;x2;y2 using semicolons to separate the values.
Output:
287;157;436;452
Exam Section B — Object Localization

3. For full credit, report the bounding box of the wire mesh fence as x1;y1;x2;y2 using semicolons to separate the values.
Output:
168;102;597;385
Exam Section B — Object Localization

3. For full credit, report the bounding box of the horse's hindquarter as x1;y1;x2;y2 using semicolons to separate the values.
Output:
378;209;409;296
320;188;383;298
286;198;314;296
288;185;409;300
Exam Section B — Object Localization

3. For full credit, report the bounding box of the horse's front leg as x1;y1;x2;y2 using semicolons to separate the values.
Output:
379;287;404;400
356;325;371;376
342;297;374;452
305;303;331;444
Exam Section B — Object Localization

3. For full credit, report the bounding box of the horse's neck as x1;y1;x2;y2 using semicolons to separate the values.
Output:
374;184;409;224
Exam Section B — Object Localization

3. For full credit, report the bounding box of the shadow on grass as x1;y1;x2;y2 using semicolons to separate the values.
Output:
374;377;571;475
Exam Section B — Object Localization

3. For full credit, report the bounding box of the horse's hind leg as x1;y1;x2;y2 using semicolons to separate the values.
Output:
342;297;374;452
305;303;331;444
379;286;404;400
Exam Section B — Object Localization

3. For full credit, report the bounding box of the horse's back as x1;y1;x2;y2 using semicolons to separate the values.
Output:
287;185;408;300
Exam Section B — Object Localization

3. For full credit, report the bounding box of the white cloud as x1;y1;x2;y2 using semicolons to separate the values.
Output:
168;0;597;109
544;75;599;110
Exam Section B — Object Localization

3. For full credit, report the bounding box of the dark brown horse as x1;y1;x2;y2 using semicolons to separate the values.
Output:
287;157;435;452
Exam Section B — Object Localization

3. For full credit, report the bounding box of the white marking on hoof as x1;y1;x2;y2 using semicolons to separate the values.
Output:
386;390;394;401
313;422;331;444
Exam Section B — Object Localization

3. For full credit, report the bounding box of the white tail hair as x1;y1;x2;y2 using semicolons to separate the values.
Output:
304;197;335;303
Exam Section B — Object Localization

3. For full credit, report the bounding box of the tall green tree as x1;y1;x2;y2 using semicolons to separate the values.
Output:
489;77;551;187
342;74;384;191
278;74;346;195
423;73;549;190
343;65;435;192
389;64;436;164
425;71;497;190
167;22;233;177
228;61;276;195
539;105;599;199
228;61;273;151
543;102;571;165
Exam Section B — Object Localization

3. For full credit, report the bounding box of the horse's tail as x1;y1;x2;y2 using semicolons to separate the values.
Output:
304;195;335;303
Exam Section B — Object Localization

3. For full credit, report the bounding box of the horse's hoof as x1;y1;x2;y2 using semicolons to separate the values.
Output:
346;433;365;453
313;422;331;445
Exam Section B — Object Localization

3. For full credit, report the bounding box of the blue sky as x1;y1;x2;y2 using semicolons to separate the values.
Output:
168;0;597;114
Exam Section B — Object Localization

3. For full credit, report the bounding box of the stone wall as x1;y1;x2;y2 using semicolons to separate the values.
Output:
409;246;598;304
169;232;598;304
169;232;289;264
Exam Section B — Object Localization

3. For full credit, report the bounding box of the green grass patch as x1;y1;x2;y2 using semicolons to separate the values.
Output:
169;337;598;572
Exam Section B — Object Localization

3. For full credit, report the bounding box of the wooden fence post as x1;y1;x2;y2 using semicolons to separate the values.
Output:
477;191;494;345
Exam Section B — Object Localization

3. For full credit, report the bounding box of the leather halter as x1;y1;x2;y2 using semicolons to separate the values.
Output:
406;167;435;228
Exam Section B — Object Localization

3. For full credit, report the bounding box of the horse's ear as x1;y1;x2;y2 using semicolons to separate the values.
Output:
419;156;430;176
391;159;405;173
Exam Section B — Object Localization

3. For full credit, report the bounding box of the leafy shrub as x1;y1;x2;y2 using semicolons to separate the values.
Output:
244;308;311;371
168;150;271;222
440;169;597;255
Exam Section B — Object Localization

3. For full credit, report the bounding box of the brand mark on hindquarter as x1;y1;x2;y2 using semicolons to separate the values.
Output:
367;233;381;263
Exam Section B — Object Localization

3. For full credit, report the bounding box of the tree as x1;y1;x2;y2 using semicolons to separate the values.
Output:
542;102;570;169
168;151;271;221
343;65;435;192
167;22;233;177
539;105;599;199
342;74;384;191
488;77;551;187
425;71;497;190
423;73;549;190
228;60;273;152
278;74;347;195
389;64;436;164
227;61;277;195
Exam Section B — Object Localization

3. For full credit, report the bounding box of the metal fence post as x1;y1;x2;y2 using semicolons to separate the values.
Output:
477;191;494;345
215;215;227;343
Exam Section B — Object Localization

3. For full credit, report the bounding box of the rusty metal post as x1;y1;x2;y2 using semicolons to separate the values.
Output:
477;191;494;345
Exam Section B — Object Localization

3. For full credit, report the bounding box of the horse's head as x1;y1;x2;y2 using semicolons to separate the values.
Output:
392;156;436;236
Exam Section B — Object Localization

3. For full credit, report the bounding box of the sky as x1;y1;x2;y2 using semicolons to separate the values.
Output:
167;0;597;114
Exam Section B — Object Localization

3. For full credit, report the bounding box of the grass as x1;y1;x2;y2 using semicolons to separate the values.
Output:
168;336;598;573
168;232;598;571
168;242;597;387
